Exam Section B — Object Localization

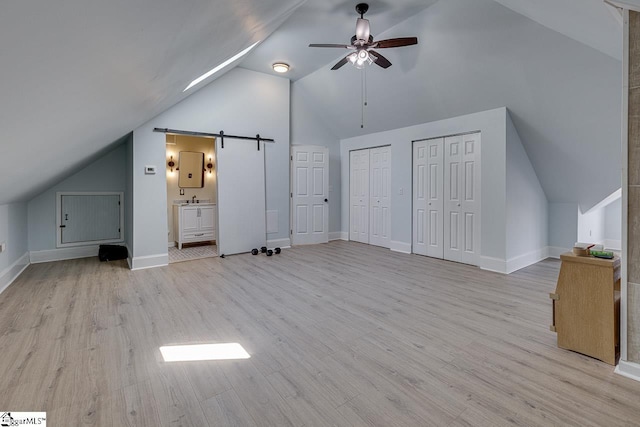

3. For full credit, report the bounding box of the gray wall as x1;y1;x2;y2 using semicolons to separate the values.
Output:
506;111;548;260
131;68;290;264
341;107;508;262
548;202;578;250
290;82;341;234
28;144;127;251
604;197;622;244
0;202;28;291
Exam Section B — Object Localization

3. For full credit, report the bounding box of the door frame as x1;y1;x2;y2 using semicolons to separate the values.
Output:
290;145;330;246
411;131;482;266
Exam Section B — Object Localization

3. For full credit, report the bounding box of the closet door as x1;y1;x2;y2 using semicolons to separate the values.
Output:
369;146;391;248
444;134;480;265
413;139;444;257
349;150;370;243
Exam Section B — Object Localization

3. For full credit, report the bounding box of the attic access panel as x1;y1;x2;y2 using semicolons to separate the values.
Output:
57;192;124;248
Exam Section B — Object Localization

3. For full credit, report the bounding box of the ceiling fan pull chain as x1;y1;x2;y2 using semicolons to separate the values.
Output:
361;68;365;128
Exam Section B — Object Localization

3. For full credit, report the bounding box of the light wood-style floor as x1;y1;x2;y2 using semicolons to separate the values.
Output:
1;241;639;426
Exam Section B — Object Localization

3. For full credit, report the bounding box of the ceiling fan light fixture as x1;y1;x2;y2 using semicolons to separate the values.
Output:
272;63;290;73
350;49;372;69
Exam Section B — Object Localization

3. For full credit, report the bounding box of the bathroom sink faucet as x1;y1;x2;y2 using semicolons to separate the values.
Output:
192;195;197;203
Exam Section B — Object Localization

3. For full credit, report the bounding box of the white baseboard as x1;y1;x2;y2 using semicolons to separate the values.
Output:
30;245;100;264
390;241;411;254
130;253;168;271
505;247;549;274
605;239;622;251
329;231;349;241
480;256;507;274
616;360;640;382
0;252;30;295
547;246;570;259
267;238;291;249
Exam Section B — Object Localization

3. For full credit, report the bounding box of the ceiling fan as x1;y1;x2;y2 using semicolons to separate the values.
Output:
309;3;418;70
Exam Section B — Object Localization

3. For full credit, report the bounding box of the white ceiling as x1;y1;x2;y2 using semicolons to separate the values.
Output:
240;0;437;81
0;0;625;210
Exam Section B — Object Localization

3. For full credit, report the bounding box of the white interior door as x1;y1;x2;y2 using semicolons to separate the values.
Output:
291;145;329;245
350;150;370;243
459;133;481;265
413;138;444;257
369;146;391;248
216;138;266;256
444;133;480;265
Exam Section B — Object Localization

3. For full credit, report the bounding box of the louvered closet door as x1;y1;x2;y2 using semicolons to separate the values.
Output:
444;133;480;265
369;146;391;248
413;138;444;258
349;150;370;243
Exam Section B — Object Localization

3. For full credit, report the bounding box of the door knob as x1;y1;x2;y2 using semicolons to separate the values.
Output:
457;203;461;207
428;203;431;206
324;199;328;202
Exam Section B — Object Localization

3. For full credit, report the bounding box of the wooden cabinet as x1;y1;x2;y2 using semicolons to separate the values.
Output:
550;252;620;365
173;204;216;249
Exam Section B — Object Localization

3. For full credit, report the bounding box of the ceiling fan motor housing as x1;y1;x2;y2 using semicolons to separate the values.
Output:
355;3;369;17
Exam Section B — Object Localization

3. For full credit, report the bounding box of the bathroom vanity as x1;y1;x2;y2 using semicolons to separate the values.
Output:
173;202;217;249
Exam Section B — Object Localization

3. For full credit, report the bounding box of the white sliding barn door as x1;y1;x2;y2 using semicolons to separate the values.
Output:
444;133;480;265
349;150;370;243
216;138;266;256
291;145;329;245
369;146;391;248
413;139;444;257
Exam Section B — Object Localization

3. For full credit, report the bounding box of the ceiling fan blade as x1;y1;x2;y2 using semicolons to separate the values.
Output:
375;37;418;49
369;50;392;69
356;18;370;41
309;43;353;48
331;56;350;70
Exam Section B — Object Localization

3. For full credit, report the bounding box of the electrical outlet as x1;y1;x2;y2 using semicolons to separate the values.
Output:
399;187;404;195
145;165;156;174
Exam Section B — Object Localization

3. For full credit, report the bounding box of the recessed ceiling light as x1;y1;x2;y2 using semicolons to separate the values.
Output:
160;343;251;362
272;63;290;73
184;41;261;92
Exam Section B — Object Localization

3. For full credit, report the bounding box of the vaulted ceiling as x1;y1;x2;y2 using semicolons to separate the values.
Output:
0;0;624;211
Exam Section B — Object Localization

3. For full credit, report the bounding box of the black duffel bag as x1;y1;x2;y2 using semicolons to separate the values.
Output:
98;245;128;262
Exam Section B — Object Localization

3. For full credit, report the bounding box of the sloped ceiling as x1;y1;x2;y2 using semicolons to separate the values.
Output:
494;0;622;60
0;0;624;212
0;0;304;205
290;0;622;211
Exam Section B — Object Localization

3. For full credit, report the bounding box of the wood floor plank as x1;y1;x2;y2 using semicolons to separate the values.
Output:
0;241;639;426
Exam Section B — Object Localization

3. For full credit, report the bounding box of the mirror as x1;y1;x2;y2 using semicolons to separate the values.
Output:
178;151;204;188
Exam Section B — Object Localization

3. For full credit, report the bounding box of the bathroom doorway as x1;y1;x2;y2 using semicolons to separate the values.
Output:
165;134;218;263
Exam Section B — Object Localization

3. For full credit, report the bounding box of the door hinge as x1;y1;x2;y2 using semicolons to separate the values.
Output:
291;155;293;161
290;230;293;235
290;193;293;198
118;201;121;206
118;228;121;233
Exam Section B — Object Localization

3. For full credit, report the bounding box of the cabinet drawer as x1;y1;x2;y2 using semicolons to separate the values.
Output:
183;231;215;241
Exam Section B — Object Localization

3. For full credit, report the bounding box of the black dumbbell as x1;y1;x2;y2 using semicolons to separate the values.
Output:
274;247;281;254
267;249;273;256
261;246;267;253
251;248;259;255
